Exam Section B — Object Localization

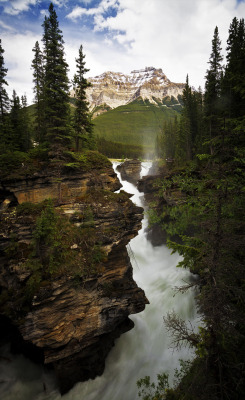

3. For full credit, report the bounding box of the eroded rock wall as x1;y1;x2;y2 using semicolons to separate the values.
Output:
116;159;142;185
70;67;184;111
0;161;148;394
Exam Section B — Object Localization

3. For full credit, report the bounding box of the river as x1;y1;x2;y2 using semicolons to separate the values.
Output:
0;162;198;400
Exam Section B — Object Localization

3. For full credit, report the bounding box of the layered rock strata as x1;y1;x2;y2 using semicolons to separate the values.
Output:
0;163;120;205
116;159;142;185
0;160;148;394
70;67;184;112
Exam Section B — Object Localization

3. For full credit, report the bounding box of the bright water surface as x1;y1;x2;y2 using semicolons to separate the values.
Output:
0;162;198;400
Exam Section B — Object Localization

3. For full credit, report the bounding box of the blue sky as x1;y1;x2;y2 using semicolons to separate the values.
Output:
0;0;245;103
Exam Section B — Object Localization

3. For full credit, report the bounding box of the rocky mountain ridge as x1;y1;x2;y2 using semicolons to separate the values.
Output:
71;67;185;113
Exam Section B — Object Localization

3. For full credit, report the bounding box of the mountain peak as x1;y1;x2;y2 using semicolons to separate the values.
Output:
131;66;160;73
71;67;185;112
128;67;171;87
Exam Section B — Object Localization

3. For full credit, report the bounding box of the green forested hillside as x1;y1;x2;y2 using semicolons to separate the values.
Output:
93;98;181;149
138;17;245;400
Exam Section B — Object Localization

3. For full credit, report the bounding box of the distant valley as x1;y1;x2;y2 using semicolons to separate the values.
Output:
71;67;185;158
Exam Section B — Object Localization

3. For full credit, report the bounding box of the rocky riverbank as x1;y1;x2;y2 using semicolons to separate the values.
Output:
0;153;148;394
116;159;141;185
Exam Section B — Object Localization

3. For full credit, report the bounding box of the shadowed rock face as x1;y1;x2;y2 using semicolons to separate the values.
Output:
0;161;148;394
116;159;142;185
138;161;187;247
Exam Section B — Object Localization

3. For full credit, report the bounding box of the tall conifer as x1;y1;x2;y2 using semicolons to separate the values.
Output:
181;75;194;160
0;39;10;150
42;2;70;155
31;41;45;144
9;90;23;151
72;45;93;151
21;95;32;151
223;17;245;119
205;27;223;114
204;26;223;153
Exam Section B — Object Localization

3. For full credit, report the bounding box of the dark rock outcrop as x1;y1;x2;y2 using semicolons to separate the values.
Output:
138;162;173;246
138;161;188;246
0;159;148;394
116;159;141;185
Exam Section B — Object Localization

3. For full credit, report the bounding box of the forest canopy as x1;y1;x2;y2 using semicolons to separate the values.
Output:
143;17;245;400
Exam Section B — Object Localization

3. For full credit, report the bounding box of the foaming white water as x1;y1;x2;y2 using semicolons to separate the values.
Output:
0;162;198;400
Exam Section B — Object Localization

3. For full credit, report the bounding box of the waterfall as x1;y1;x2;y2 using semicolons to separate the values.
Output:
0;162;198;400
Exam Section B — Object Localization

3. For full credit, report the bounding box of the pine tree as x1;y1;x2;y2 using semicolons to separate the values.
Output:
194;87;205;154
21;95;32;151
9;90;23;151
150;20;245;399
31;41;45;144
204;26;223;153
205;27;223;114
72;44;93;151
42;2;71;155
0;38;10;150
223;17;245;119
181;75;196;161
7;92;31;152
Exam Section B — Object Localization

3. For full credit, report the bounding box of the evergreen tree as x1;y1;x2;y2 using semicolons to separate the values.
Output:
9;90;23;151
194;87;205;154
31;41;45;144
148;19;245;399
154;77;204;165
178;75;204;162
174;117;187;164
223;17;245;119
42;2;71;155
0;38;10;150
7;92;31;152
205;26;223;115
72;44;93;151
21;95;32;151
204;26;223;154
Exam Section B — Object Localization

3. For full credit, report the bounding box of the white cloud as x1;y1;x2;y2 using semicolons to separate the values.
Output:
66;0;119;20
80;0;245;88
80;0;94;4
2;0;38;15
52;0;69;7
66;6;89;20
2;31;40;102
2;0;245;105
0;20;16;32
40;9;48;17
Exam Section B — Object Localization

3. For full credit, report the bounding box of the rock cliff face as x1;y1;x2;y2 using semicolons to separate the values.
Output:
0;158;148;394
116;159;142;185
138;161;186;246
0;163;120;205
71;67;184;113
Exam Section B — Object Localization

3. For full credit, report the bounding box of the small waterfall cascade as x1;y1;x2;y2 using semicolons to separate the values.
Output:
0;161;198;400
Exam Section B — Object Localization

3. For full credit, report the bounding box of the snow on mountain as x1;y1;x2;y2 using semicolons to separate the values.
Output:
71;67;185;112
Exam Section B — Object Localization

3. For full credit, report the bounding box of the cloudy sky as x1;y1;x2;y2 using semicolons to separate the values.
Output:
0;0;245;103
